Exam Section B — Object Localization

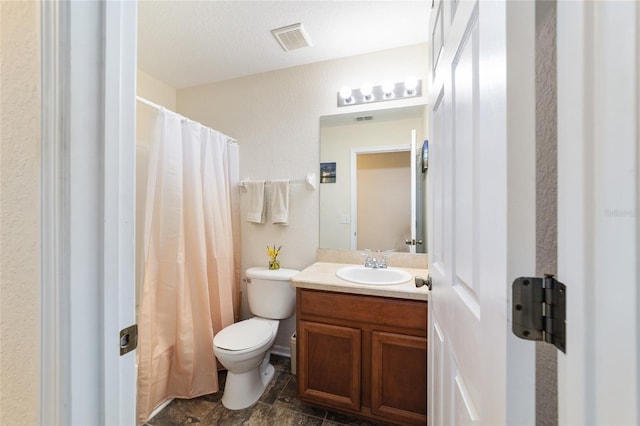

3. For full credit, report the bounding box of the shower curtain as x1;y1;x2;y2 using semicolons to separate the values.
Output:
136;108;240;423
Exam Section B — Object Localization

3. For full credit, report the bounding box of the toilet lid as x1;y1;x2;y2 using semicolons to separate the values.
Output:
213;318;273;351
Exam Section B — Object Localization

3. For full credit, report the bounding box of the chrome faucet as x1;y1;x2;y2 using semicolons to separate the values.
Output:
361;251;389;269
363;255;377;268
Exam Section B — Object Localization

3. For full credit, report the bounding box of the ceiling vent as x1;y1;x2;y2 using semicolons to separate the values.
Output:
271;23;312;52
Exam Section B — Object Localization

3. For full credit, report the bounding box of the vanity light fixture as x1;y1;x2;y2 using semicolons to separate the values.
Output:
337;78;422;107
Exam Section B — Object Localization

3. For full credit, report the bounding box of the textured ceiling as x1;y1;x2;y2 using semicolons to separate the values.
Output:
137;1;431;89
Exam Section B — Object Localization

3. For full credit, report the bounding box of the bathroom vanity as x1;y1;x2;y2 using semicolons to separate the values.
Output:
292;261;428;426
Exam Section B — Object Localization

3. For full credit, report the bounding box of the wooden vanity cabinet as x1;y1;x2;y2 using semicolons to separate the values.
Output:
296;289;427;425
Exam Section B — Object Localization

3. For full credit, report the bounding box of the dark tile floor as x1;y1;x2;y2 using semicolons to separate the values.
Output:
144;354;383;426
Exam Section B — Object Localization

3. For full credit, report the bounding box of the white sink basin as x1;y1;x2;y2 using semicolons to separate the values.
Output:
336;266;413;286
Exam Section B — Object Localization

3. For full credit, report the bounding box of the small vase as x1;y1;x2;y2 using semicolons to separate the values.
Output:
269;260;280;270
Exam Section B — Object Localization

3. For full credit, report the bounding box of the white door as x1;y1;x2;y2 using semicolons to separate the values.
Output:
557;2;640;424
427;1;537;424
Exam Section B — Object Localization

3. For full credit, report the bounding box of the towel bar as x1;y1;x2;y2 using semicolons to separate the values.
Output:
240;173;316;191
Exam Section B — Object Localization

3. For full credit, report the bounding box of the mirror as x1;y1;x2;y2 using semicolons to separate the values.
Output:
319;105;427;253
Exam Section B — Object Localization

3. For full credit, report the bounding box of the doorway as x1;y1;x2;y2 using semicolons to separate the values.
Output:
354;150;412;252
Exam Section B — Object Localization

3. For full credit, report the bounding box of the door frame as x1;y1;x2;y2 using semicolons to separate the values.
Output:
40;1;137;424
557;2;640;424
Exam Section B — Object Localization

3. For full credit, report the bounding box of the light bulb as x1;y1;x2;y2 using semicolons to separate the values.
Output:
382;81;395;96
339;86;352;100
360;82;373;100
404;76;418;95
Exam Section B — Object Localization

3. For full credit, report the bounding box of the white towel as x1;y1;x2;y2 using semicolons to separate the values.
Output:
245;180;266;223
270;179;290;225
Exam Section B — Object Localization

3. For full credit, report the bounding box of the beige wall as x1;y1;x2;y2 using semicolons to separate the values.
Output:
320;116;423;250
357;151;411;251
0;1;41;424
137;69;177;110
176;43;429;350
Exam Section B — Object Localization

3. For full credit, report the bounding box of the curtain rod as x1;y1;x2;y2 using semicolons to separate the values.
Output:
135;96;237;143
136;95;162;110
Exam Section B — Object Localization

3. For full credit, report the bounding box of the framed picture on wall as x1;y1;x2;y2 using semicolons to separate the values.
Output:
320;162;336;183
422;140;429;172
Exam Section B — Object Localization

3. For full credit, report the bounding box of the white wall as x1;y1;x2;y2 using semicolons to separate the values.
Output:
0;1;41;423
177;43;429;353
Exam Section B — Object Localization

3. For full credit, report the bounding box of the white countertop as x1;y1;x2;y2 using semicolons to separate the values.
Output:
291;262;429;301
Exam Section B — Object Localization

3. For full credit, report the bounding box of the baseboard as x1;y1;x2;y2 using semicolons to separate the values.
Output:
270;344;291;358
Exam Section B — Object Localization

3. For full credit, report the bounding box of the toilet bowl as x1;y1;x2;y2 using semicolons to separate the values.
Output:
213;267;298;410
213;318;279;409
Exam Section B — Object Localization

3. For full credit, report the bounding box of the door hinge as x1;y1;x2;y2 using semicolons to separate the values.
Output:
512;275;566;353
120;324;138;356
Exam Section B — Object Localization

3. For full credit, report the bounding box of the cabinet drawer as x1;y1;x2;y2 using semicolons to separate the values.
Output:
298;289;427;333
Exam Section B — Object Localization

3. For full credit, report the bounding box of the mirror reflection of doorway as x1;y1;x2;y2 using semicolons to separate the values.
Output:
354;150;411;252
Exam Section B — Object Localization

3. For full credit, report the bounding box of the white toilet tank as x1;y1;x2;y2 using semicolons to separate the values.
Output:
246;267;298;319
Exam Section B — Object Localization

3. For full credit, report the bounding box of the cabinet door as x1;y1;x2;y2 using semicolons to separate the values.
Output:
298;321;361;411
371;331;427;425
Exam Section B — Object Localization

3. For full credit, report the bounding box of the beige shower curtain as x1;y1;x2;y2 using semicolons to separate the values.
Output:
136;108;240;423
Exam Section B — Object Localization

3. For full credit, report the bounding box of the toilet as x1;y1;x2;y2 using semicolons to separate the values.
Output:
213;266;298;410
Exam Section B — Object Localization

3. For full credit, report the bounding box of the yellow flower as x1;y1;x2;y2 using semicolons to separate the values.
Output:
267;244;282;261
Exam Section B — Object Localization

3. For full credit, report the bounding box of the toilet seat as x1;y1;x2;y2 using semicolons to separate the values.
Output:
213;318;274;351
